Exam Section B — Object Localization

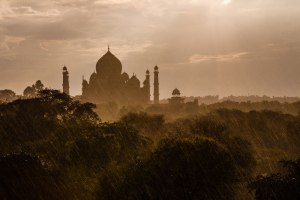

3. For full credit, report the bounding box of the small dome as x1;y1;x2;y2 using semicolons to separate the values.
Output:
146;69;150;74
172;88;181;96
89;72;97;83
63;66;67;70
96;50;122;77
143;79;147;85
128;75;140;88
154;65;158;70
122;72;129;82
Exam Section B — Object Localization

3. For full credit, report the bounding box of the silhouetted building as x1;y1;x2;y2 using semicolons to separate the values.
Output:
144;70;151;103
154;66;159;104
82;47;153;105
168;88;184;105
62;66;69;95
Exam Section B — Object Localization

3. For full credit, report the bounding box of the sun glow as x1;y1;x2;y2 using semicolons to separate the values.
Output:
222;0;232;5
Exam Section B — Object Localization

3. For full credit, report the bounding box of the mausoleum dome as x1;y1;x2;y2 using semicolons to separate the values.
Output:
96;50;122;77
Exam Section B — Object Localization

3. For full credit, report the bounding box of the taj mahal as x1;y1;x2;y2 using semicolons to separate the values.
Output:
63;46;160;105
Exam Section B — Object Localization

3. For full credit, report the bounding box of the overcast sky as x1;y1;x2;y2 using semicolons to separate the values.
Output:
0;0;300;98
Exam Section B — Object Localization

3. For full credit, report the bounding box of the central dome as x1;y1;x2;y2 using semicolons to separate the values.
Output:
96;50;122;77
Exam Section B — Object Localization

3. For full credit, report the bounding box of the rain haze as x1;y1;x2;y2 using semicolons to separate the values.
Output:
1;0;300;98
1;1;300;200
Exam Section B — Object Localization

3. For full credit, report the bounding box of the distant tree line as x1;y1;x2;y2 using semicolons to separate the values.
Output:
0;80;45;103
161;95;300;105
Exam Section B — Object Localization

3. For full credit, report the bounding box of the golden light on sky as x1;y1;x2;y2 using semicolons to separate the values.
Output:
222;0;232;5
0;0;300;98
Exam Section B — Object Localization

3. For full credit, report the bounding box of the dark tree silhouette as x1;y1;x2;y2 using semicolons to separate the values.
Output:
249;159;300;200
0;152;68;200
190;116;227;138
97;136;240;200
0;89;16;101
188;115;256;178
70;123;152;170
35;80;44;91
120;112;165;137
23;85;36;97
0;89;99;146
23;80;45;97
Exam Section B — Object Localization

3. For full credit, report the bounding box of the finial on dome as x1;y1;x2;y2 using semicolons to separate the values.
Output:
108;44;110;51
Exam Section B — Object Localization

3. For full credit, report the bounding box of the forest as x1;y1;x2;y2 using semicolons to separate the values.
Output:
0;90;299;200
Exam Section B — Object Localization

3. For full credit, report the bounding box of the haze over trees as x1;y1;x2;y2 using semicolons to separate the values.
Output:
0;89;16;103
0;90;299;199
174;95;300;105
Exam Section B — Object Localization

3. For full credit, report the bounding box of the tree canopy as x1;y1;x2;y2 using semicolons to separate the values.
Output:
249;159;300;200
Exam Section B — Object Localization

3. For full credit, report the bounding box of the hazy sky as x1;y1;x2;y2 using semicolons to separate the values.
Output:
1;0;300;98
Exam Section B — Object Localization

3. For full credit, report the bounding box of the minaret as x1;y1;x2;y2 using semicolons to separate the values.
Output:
144;70;151;103
82;75;89;97
62;66;69;95
153;65;159;104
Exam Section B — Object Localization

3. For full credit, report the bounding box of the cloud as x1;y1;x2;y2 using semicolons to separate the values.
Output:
10;6;60;17
94;0;132;5
188;52;248;63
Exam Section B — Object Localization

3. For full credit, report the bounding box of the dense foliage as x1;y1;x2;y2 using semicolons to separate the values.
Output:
0;90;299;199
0;152;66;200
249;159;300;200
98;136;242;200
0;90;152;199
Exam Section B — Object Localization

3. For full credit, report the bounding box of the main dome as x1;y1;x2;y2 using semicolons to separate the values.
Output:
96;50;122;77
